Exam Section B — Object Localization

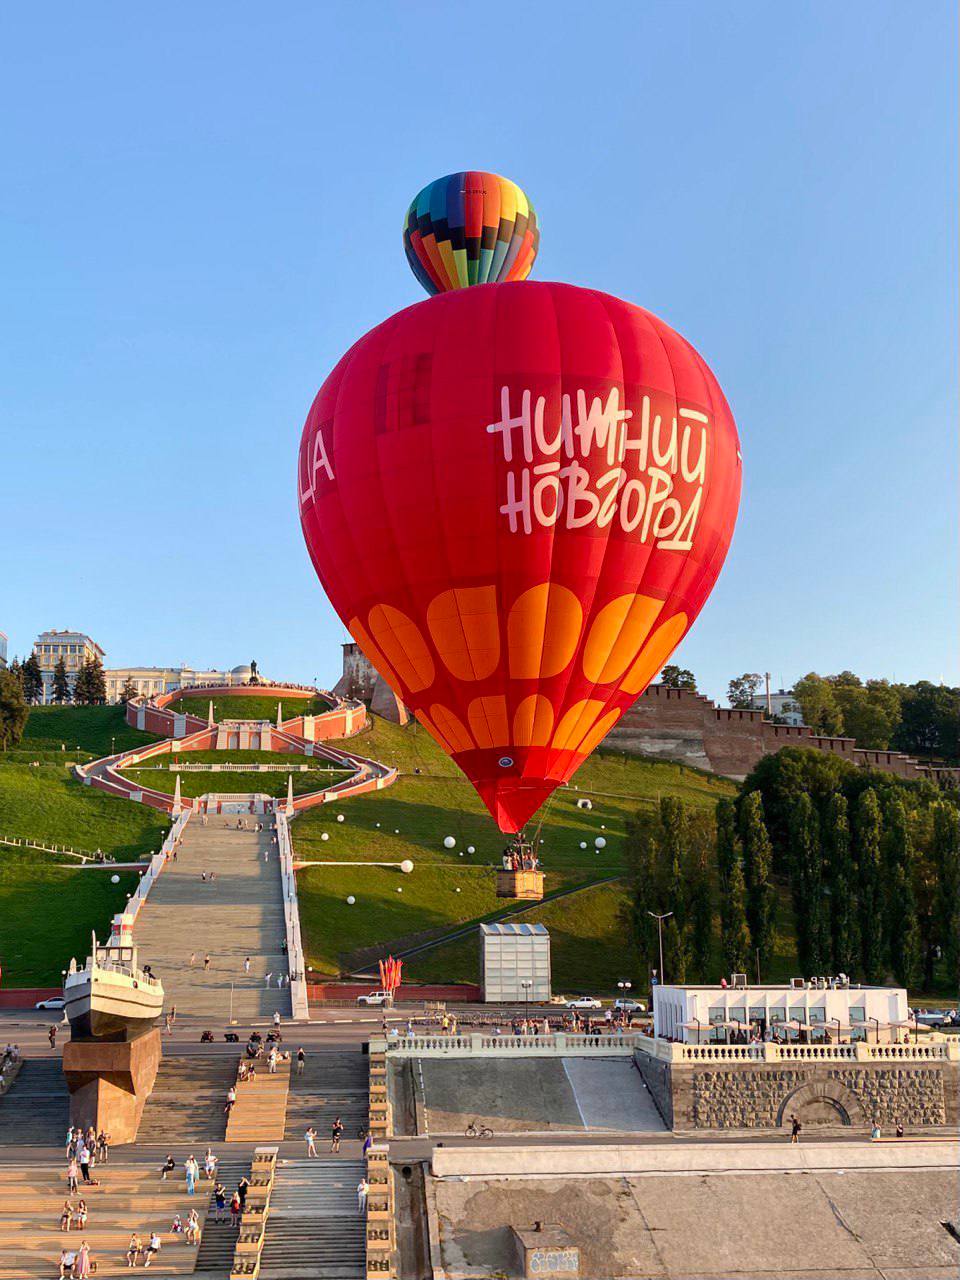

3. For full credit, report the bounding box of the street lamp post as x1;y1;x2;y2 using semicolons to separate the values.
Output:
520;980;532;1025
647;911;674;987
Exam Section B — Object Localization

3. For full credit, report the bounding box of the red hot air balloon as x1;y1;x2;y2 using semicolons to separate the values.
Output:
299;196;741;836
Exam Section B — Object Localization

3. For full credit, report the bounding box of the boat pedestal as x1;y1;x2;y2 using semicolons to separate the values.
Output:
62;1029;161;1144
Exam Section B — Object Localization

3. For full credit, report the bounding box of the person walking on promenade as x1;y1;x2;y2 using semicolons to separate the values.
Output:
357;1177;369;1215
49;1024;58;1049
264;972;273;988
186;1208;201;1245
78;1142;92;1184
67;1157;79;1193
189;952;196;966
224;1086;237;1116
296;1047;305;1076
203;954;211;970
203;1148;218;1180
95;1131;109;1163
237;1174;250;1214
244;957;251;974
164;1012;173;1035
274;1008;282;1026
230;1190;242;1229
213;1182;227;1223
305;1126;318;1158
331;1116;343;1153
790;1114;802;1143
185;1154;200;1195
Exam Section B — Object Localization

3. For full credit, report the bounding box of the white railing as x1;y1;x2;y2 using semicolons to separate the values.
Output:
276;811;309;1021
124;810;191;928
632;1032;959;1065
383;1031;640;1057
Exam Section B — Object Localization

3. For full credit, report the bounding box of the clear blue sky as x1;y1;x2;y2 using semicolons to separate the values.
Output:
1;4;955;701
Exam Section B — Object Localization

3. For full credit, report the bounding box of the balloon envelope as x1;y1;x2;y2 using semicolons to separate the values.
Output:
298;281;741;832
404;172;539;295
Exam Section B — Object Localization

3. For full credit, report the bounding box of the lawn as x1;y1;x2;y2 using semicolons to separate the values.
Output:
296;715;734;875
0;849;139;986
404;879;635;993
19;704;161;758
0;762;169;858
291;714;735;979
170;693;331;722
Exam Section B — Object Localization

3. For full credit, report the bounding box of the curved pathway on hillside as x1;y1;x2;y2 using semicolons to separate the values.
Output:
75;682;398;815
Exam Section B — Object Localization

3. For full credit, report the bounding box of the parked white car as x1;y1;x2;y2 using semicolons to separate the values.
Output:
35;996;65;1011
356;990;392;1007
613;998;645;1013
566;996;602;1010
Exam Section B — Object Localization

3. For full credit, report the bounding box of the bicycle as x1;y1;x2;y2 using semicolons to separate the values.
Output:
464;1120;494;1139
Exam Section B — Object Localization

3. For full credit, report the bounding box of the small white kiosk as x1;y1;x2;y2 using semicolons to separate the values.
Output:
480;922;551;1004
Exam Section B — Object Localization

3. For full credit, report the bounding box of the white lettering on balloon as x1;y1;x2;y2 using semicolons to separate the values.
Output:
298;423;335;509
486;387;708;547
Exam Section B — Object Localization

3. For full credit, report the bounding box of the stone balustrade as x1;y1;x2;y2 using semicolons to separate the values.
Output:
632;1032;959;1065
365;1142;395;1279
381;1031;640;1057
230;1147;277;1280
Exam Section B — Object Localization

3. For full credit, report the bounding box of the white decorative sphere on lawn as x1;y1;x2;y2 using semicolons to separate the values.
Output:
579;842;587;850
346;895;356;905
375;822;381;828
400;860;414;874
443;836;456;849
458;851;464;857
394;829;399;834
321;832;329;842
595;837;607;849
467;845;475;854
336;814;345;823
396;887;402;893
455;887;461;894
110;874;120;884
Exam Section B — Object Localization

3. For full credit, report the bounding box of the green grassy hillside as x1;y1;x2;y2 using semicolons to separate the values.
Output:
20;704;161;758
294;715;736;982
0;707;169;985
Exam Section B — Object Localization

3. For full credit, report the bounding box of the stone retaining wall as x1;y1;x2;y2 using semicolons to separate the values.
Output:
634;1054;956;1131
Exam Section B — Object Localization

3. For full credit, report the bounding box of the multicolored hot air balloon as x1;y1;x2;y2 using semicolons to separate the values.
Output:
299;178;741;834
403;171;539;295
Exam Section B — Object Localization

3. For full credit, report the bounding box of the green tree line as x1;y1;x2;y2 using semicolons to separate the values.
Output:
625;747;960;995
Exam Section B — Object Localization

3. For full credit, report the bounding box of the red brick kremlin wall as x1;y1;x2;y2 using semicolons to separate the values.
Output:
603;684;960;786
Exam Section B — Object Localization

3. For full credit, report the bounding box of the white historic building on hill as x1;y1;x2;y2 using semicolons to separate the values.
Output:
103;663;255;703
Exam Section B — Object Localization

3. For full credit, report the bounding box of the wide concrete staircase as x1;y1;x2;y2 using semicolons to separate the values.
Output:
226;1059;291;1143
134;818;291;1022
0;1159;213;1278
259;1159;366;1279
0;1057;68;1145
137;1055;238;1144
284;1050;369;1143
192;1155;247;1276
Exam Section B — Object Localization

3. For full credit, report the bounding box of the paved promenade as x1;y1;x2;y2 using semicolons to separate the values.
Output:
134;817;291;1022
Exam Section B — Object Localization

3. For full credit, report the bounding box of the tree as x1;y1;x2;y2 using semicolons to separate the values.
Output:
855;789;885;982
881;794;921;988
789;793;827;976
21;654;43;705
52;657;69;704
728;673;762;709
120;677;139;704
74;656;106;706
793;673;844;736
739;791;775;970
822;792;859;975
0;669;29;750
660;664;696;691
722;856;752;975
932;802;960;990
893;681;960;762
7;657;22;692
831;678;901;750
